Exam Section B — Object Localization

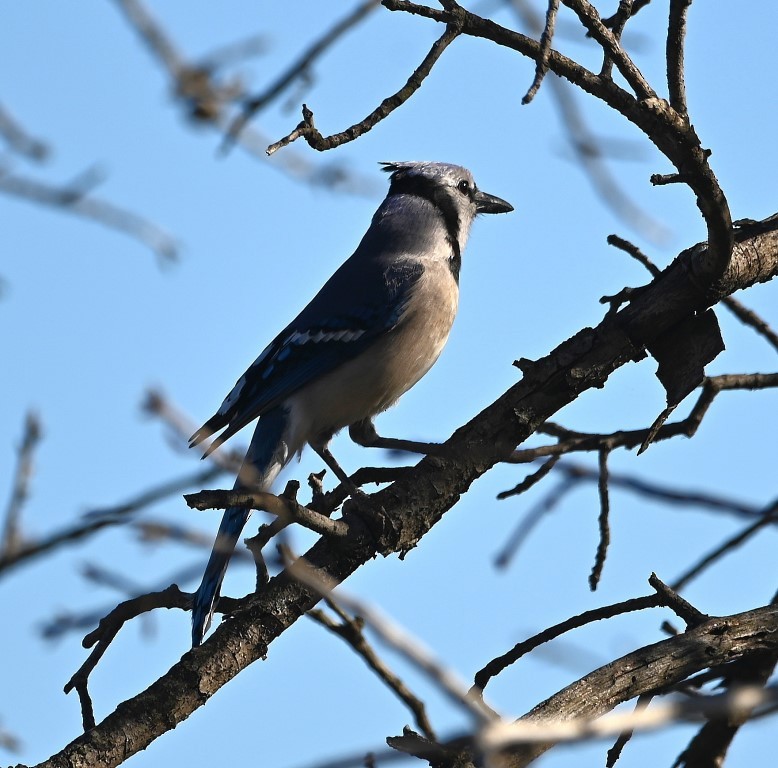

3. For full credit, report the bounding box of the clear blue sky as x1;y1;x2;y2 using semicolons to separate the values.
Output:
1;3;776;767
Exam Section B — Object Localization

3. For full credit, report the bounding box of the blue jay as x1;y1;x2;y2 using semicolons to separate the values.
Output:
189;161;512;645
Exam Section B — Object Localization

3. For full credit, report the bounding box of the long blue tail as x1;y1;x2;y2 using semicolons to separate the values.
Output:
191;407;289;646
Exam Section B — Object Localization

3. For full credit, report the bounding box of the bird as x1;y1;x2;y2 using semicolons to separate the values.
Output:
189;161;513;645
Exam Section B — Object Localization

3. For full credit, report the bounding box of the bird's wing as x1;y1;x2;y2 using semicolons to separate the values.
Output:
191;258;423;454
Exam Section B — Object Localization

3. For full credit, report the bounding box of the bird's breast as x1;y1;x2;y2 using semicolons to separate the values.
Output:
287;260;459;446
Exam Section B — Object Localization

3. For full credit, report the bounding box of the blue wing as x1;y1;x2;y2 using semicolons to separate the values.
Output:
190;257;423;454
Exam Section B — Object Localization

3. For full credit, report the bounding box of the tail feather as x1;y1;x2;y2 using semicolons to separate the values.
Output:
191;506;250;646
190;406;291;646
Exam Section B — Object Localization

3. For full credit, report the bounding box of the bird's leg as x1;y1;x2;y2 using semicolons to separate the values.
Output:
349;418;442;455
312;443;366;498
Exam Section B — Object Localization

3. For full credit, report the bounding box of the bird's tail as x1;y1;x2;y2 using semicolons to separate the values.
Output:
191;407;290;646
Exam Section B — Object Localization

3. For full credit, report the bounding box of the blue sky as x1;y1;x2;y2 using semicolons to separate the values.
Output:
1;3;777;767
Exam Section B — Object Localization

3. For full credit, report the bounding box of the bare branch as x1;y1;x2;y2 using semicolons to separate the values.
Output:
602;0;652;28
507;373;778;465
63;585;192;730
647;573;707;628
588;446;611;590
606;693;653;768
560;0;654;98
184;488;351;538
666;0;692;118
473;593;662;693
522;0;560;104
267;14;463;154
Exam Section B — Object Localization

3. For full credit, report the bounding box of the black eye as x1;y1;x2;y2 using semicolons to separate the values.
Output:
457;179;471;195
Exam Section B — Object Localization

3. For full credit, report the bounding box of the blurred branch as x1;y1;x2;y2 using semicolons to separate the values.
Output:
1;411;42;557
478;684;778;758
0;464;227;579
672;498;778;592
111;0;379;196
308;597;437;740
0;102;49;161
284;552;498;726
0;720;22;754
673;646;778;768
0;514;118;579
0;168;178;262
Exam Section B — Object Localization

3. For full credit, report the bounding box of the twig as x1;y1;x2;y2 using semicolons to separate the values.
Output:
184;488;351;537
1;411;42;556
607;233;661;277
522;0;560;104
226;0;381;147
606;693;653;767
309;598;437;740
267;14;463;155
601;0;652;28
589;446;611;590
648;573;707;627
473;594;662;692
721;296;778;354
560;0;654;99
64;585;192;730
598;0;633;79
506;374;778;465
496;455;560;500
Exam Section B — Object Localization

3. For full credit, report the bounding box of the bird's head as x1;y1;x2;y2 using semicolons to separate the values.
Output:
380;161;513;255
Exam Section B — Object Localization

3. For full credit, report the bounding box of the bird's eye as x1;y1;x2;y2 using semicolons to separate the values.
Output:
457;179;471;195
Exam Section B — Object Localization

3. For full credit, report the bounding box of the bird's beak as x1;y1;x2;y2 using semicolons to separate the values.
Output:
474;189;514;214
